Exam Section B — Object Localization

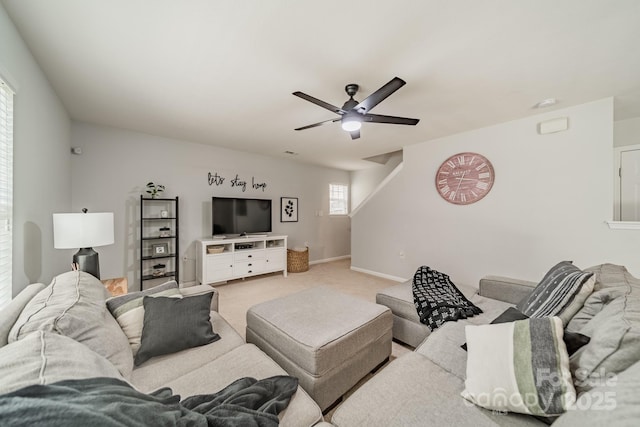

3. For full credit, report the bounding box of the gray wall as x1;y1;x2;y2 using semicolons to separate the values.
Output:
350;151;403;211
614;117;640;147
0;4;72;295
352;98;640;286
70;122;351;290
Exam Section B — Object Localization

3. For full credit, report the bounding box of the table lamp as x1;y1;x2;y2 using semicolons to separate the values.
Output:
53;209;114;279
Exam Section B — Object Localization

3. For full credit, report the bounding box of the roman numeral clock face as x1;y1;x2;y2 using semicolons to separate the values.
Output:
435;152;495;205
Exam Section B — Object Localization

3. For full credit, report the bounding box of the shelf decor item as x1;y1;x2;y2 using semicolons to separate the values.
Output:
207;245;225;254
152;264;166;277
160;210;169;218
159;227;171;238
53;208;114;279
152;243;169;257
145;182;165;199
281;197;298;222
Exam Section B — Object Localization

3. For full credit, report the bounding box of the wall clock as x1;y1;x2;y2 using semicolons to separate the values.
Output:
435;152;494;205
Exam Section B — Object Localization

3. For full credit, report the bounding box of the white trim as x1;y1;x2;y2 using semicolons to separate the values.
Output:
614;144;640;221
350;162;404;217
606;221;640;230
309;255;351;265
349;265;407;282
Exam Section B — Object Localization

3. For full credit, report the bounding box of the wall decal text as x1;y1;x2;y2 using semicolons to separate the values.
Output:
208;172;267;192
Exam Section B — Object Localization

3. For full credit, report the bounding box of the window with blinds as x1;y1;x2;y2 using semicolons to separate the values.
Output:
0;78;14;310
329;183;349;215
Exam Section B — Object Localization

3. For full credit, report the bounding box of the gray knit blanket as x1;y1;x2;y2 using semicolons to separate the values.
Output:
0;375;298;426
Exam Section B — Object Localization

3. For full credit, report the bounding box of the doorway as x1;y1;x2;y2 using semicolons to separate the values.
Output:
616;145;640;221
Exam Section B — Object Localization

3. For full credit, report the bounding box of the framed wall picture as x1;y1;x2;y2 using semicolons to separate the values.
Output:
152;243;169;257
281;197;298;222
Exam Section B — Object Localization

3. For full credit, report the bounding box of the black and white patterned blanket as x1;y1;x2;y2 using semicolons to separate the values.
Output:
412;266;482;331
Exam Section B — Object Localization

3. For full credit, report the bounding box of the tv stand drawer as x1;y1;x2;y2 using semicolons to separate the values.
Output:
234;250;265;262
234;260;265;276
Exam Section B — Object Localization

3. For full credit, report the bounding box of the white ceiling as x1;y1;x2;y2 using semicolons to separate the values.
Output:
3;0;640;170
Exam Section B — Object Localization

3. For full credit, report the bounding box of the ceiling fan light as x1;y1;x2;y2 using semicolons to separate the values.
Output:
341;118;361;132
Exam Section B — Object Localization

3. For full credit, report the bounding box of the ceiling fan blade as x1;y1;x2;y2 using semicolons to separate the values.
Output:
294;117;340;131
363;113;419;126
353;77;406;113
293;91;346;115
350;130;360;140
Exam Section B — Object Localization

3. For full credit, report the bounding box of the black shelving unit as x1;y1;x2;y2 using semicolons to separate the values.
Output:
140;196;179;289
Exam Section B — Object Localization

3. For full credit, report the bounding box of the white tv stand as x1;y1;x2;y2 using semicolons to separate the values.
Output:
196;235;287;285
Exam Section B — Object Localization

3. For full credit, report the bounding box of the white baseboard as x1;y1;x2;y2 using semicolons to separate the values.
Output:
309;255;351;265
349;265;407;282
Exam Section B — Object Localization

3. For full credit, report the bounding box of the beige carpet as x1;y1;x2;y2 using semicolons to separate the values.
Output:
214;258;413;419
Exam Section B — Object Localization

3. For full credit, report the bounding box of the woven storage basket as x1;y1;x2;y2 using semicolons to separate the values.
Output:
287;247;309;273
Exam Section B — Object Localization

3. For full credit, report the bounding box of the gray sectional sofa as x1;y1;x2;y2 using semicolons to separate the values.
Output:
331;263;640;426
1;264;638;426
0;271;325;426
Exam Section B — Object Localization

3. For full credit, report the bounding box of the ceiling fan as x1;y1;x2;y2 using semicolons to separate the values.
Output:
293;77;419;140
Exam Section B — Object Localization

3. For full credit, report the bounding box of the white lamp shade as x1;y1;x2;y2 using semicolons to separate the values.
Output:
53;212;114;249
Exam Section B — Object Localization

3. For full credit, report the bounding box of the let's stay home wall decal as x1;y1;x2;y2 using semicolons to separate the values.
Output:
207;172;268;192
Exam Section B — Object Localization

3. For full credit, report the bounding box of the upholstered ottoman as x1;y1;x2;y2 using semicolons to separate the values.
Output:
246;286;392;411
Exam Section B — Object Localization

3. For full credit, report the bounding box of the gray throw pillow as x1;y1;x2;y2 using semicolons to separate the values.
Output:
516;261;595;325
106;280;182;356
134;293;220;366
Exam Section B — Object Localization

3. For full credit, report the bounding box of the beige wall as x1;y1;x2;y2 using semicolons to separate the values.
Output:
70;122;351;290
352;98;640;286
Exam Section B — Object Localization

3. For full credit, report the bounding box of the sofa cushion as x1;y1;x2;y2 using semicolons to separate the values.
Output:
569;279;640;393
516;261;595;325
0;283;46;347
0;331;124;395
106;280;181;356
134;293;220;366
567;263;637;332
131;310;245;392
462;317;575;417
553;358;640;426
331;352;545;427
7;271;132;378
163;344;323;427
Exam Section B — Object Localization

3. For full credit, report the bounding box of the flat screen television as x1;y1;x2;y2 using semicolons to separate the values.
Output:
212;197;272;236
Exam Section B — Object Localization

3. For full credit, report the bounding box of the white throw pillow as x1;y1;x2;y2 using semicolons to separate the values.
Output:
462;317;576;417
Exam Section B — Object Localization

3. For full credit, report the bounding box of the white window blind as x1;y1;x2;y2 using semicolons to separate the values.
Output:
0;78;14;310
329;184;349;215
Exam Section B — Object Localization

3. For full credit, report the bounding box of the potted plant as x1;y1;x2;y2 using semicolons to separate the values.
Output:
146;182;165;199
